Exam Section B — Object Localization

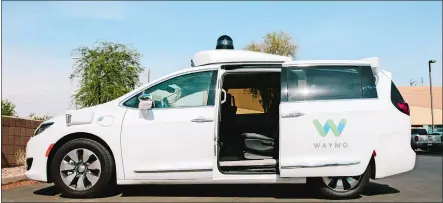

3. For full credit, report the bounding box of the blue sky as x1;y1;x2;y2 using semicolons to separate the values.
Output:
2;1;442;116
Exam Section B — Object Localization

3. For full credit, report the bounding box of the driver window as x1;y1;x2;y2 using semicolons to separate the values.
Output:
123;71;216;109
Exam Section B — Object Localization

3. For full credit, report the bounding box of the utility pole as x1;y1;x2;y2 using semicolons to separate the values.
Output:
421;77;424;86
147;68;151;83
428;60;436;133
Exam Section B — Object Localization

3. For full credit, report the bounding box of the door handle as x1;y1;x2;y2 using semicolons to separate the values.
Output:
281;112;305;118
221;89;227;104
191;117;214;123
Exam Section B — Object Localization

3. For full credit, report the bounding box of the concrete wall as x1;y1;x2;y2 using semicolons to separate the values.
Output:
2;116;42;167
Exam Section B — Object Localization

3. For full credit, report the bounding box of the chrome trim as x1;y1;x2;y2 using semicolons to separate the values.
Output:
281;161;361;169
225;68;281;73
191;117;214;123
134;168;212;173
125;105;215;111
201;61;285;67
282;62;371;67
280;97;379;104
281;112;305;118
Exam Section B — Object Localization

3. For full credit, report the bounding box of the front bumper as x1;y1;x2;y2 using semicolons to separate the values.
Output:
24;136;51;182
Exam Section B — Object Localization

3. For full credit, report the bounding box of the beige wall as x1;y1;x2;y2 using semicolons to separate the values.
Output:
409;106;442;125
398;86;442;125
398;86;442;110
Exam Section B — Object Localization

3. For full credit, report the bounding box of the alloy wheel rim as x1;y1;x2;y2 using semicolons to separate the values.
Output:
322;175;362;192
59;148;101;191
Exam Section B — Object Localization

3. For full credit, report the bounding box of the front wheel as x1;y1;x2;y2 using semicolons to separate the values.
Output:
51;138;115;198
309;164;371;199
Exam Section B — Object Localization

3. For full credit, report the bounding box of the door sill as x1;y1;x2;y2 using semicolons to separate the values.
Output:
220;159;277;167
218;159;278;175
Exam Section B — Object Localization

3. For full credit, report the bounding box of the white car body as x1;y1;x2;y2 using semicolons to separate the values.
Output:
25;49;416;197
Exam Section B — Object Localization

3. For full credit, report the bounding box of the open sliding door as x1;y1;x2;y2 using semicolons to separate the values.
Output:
279;61;381;178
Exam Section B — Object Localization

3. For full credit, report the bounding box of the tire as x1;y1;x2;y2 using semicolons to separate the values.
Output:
51;138;115;198
310;164;371;199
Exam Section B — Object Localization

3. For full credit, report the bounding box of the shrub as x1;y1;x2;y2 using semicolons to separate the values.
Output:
15;149;26;166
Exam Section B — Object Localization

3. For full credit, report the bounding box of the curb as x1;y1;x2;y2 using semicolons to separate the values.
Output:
2;175;27;185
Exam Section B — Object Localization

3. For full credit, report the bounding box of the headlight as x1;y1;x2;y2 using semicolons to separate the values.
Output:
33;122;54;136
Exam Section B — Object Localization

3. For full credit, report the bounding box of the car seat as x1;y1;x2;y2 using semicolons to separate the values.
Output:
241;102;279;158
221;93;237;120
219;92;243;159
242;132;275;157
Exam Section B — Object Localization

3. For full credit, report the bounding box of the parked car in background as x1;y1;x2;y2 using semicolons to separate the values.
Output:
411;128;442;151
432;128;443;136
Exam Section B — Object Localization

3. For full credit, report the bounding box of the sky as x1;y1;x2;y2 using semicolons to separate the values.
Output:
1;1;442;117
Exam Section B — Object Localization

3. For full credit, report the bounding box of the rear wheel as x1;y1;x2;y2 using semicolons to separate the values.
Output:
51;139;115;198
310;164;371;199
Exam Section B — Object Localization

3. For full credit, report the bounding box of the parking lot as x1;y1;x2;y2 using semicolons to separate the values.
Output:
2;151;441;202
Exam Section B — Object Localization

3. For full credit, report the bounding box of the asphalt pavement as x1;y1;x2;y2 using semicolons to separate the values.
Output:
2;151;442;202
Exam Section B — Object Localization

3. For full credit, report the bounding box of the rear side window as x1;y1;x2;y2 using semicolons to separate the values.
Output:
286;66;377;102
390;81;405;103
390;81;410;115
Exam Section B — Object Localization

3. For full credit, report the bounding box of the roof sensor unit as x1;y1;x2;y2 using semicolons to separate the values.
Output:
216;35;234;50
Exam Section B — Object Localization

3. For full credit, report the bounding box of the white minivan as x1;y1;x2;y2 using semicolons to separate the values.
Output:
25;50;416;199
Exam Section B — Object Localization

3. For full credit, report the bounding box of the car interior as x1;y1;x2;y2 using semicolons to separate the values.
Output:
218;71;281;174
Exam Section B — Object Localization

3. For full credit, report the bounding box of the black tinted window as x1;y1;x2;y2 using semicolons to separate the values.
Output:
390;81;405;102
287;66;376;101
411;129;428;135
123;71;218;108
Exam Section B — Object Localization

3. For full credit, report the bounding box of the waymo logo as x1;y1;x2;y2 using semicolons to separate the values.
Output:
313;119;347;137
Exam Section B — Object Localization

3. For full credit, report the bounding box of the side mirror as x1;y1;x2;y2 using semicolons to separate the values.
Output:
138;93;153;110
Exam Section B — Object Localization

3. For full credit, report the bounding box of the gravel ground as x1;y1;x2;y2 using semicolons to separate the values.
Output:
2;166;25;179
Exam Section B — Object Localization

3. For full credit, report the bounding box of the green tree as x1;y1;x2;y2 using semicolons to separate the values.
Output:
28;113;52;121
244;31;297;59
244;31;297;114
1;99;16;116
70;41;145;108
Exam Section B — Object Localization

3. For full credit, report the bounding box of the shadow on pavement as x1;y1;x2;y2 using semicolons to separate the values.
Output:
415;150;443;157
33;185;60;196
361;182;400;196
33;182;399;200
